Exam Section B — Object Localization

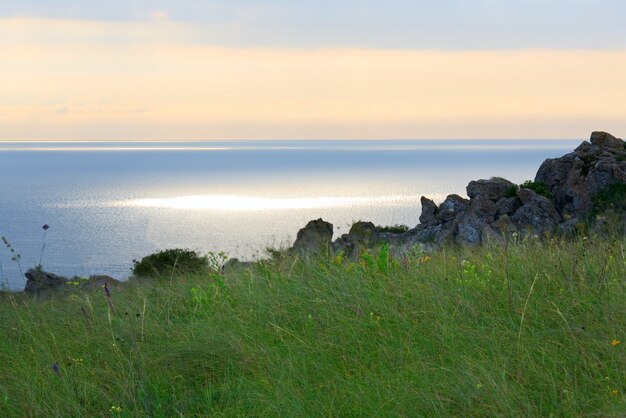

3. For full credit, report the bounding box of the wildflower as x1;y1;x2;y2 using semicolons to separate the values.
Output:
39;224;50;267
104;283;110;298
52;363;59;374
611;389;619;396
476;383;483;389
110;405;122;413
610;339;621;346
420;255;431;263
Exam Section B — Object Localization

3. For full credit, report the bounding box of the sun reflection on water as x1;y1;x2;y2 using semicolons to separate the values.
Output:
117;194;422;211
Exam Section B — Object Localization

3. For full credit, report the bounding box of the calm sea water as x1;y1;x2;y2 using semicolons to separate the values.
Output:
0;139;579;290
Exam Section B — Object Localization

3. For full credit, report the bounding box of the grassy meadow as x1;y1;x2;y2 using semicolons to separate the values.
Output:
0;235;624;417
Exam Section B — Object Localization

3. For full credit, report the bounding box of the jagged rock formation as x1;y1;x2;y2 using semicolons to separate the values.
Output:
291;131;625;257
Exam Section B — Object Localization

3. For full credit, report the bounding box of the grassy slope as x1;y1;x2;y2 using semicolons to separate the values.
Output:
0;236;624;417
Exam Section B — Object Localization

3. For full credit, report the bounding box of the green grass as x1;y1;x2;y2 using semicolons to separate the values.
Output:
1;235;625;417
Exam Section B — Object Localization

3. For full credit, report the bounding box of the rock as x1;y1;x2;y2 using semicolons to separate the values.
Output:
419;196;438;226
492;214;517;236
24;268;119;295
468;195;498;221
81;275;118;290
496;196;522;216
292;218;333;255
24;269;67;294
466;177;516;201
289;131;624;259
590;131;624;149
406;223;455;247
511;189;561;236
454;213;483;246
436;194;469;223
535;131;626;218
345;221;381;255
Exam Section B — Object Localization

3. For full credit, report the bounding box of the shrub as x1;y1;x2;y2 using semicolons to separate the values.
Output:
520;180;552;198
504;185;520;198
376;224;410;233
132;248;208;277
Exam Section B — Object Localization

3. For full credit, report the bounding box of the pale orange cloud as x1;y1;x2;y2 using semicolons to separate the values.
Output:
1;18;625;139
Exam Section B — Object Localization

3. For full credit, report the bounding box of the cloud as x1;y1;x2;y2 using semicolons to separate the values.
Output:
1;18;625;139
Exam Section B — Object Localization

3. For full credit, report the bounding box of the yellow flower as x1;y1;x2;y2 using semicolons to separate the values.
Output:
110;405;122;413
610;339;621;346
610;389;619;396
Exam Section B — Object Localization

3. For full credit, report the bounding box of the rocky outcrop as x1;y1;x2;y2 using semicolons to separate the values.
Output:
292;218;333;255
535;131;626;221
289;131;625;257
24;268;119;295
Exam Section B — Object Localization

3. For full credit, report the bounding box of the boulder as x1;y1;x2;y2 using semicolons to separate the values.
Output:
419;196;439;226
466;177;516;201
468;195;498;221
405;223;455;247
292;218;333;255
590;131;624;149
496;196;522;217
24;268;119;295
436;194;469;223
24;269;66;294
454;213;484;246
511;189;561;236
345;221;381;255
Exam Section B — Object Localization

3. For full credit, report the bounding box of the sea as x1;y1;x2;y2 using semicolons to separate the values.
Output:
0;139;580;291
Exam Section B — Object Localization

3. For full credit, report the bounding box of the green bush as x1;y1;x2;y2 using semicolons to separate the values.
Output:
132;248;208;277
504;185;520;198
520;180;552;198
376;224;410;233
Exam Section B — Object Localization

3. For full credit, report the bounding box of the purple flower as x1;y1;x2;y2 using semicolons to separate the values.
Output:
104;283;111;298
42;224;50;231
52;363;59;374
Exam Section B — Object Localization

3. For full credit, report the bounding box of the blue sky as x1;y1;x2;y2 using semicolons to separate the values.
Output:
2;0;626;49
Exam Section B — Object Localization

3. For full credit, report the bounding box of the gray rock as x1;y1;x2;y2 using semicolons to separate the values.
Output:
454;214;483;246
419;196;439;226
24;269;67;294
436;194;469;223
590;131;624;149
402;223;454;248
496;196;522;217
466;177;516;201
492;214;517;236
535;131;626;218
468;195;498;222
343;221;381;256
511;189;561;236
24;268;119;295
292;218;333;255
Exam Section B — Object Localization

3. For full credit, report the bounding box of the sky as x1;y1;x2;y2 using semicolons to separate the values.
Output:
1;1;625;140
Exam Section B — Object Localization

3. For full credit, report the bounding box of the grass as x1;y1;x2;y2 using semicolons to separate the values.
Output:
0;235;624;417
